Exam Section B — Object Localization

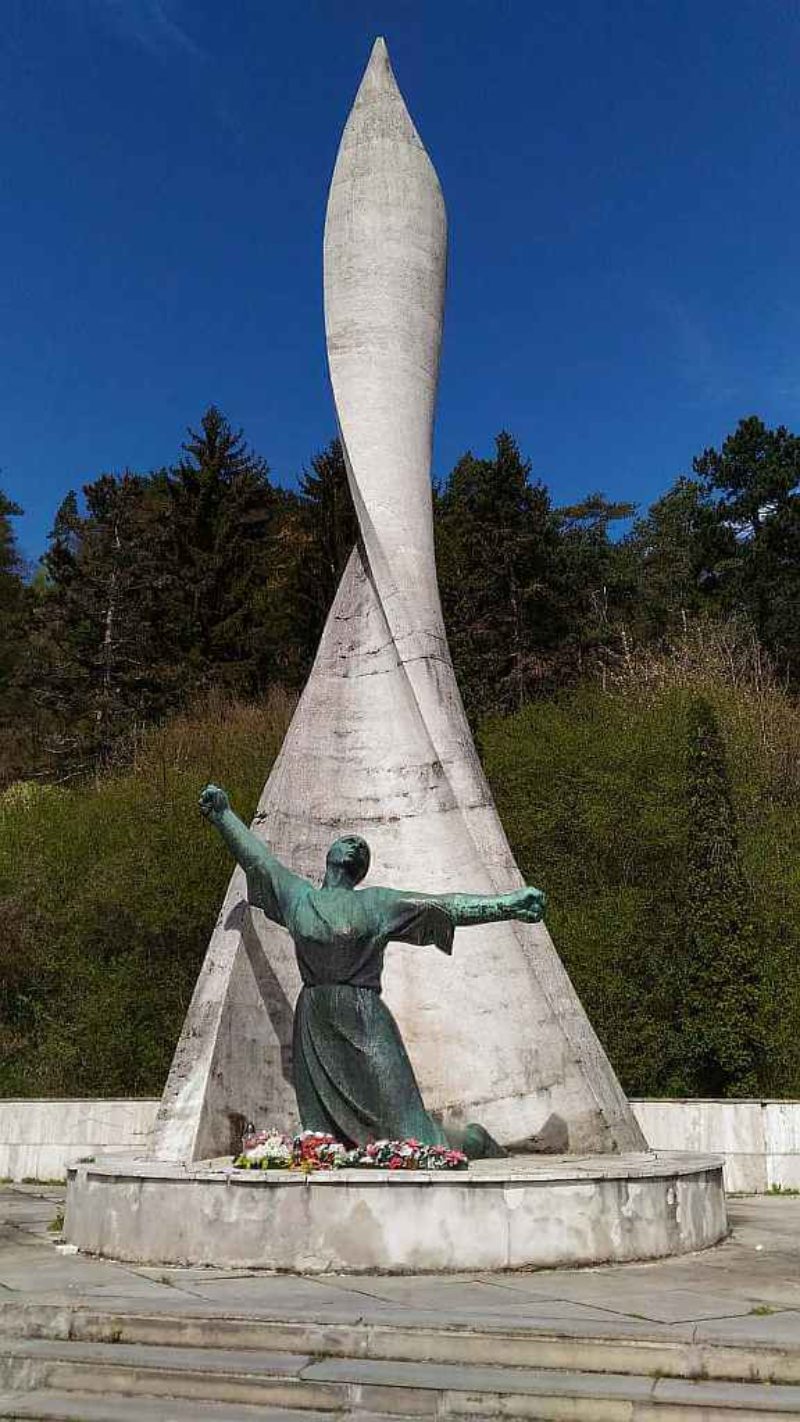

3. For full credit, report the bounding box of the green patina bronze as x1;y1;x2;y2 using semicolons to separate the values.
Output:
199;784;546;1160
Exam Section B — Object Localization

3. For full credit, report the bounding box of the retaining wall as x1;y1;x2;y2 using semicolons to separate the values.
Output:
0;1100;158;1183
631;1099;800;1192
2;1098;800;1190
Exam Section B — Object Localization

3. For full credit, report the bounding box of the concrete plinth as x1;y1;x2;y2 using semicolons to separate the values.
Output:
65;1151;726;1274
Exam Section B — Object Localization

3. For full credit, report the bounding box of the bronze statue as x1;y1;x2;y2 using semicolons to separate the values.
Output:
200;784;546;1159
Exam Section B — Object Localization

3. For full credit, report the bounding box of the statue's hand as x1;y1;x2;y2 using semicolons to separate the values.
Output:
199;783;230;823
511;886;546;923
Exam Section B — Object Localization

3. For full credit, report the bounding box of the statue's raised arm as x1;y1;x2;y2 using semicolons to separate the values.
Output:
199;784;310;928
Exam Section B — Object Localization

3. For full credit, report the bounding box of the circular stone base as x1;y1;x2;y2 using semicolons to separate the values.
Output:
65;1151;726;1274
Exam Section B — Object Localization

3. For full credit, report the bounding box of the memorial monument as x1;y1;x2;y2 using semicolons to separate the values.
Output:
152;37;645;1166
64;38;726;1272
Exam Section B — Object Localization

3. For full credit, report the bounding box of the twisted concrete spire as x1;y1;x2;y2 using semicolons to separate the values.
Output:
153;39;645;1162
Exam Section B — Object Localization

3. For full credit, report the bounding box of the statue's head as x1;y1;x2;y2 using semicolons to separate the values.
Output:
325;834;370;887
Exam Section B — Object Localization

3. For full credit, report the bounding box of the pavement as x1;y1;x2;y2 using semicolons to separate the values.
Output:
1;1184;800;1341
4;1186;800;1418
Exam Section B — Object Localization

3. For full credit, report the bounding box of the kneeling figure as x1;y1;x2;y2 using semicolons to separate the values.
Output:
200;784;546;1160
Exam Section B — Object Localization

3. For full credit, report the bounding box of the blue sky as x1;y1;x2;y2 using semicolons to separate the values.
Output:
2;0;798;563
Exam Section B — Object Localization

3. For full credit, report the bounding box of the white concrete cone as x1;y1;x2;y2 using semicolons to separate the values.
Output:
152;38;646;1163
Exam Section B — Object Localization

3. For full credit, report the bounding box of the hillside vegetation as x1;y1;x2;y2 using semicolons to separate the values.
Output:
0;692;291;1096
1;408;798;1098
483;623;800;1098
2;629;798;1100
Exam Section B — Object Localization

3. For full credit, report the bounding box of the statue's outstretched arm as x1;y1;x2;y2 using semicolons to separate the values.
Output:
378;884;546;955
426;886;546;928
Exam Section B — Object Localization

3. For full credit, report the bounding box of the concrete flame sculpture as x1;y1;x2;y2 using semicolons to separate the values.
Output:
152;38;646;1164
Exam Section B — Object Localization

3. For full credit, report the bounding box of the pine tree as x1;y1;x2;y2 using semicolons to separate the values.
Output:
30;474;180;767
0;491;25;695
16;408;287;775
435;434;631;716
624;477;735;637
0;491;30;784
248;437;358;688
167;407;279;692
554;492;636;667
435;433;560;716
298;438;357;615
680;697;763;1096
693;417;800;678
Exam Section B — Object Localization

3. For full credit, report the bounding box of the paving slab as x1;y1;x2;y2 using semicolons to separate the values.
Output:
476;1279;758;1324
0;1254;188;1301
361;1306;698;1341
693;1310;800;1346
169;1274;374;1310
316;1274;572;1311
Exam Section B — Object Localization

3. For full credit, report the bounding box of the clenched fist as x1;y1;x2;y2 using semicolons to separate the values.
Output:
510;886;547;923
199;783;230;823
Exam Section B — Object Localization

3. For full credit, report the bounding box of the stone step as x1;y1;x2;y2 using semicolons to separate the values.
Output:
0;1339;331;1412
2;1336;800;1419
0;1398;420;1422
0;1394;337;1422
1;1300;799;1386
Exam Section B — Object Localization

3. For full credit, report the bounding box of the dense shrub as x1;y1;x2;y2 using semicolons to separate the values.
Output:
481;662;800;1098
0;691;292;1096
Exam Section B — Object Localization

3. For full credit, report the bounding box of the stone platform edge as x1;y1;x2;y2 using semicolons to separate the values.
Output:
64;1149;727;1274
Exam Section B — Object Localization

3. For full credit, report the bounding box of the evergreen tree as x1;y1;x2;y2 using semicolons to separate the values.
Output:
167;407;280;692
298;437;358;621
435;433;563;716
0;491;30;784
0;490;25;696
554;492;636;666
693;417;800;678
436;435;633;716
694;415;800;539
30;474;180;767
680;697;763;1096
18;408;284;775
623;477;736;637
251;437;358;688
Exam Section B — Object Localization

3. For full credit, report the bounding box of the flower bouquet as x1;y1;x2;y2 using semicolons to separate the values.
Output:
235;1128;467;1173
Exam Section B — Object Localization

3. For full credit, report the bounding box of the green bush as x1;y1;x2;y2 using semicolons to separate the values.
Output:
481;677;800;1097
680;697;762;1096
0;691;291;1095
